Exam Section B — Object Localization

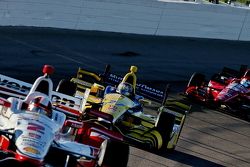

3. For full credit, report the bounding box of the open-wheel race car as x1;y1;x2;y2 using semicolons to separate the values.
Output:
0;65;129;167
185;65;250;120
56;65;190;153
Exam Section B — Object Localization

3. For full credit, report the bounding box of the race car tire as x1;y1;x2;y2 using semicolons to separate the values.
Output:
155;111;175;152
243;68;250;78
187;73;205;88
56;79;77;96
161;84;170;106
100;64;111;82
44;146;78;167
168;114;186;153
221;65;248;78
239;105;250;121
0;158;36;167
98;140;129;167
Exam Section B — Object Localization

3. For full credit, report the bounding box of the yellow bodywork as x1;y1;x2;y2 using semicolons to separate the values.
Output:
101;93;134;122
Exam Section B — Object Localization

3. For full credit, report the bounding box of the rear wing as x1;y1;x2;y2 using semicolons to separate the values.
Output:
221;65;248;78
105;73;165;103
0;74;84;116
0;74;31;98
71;66;166;103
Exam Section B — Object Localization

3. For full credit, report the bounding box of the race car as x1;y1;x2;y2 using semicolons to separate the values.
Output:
56;65;190;152
185;65;250;120
0;65;129;167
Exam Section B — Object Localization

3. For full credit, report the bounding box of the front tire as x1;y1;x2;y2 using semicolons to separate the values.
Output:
98;140;129;167
161;84;170;106
187;73;205;88
56;79;77;96
155;111;175;152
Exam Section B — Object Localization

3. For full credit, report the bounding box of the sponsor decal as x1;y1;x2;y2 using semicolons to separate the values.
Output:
0;76;31;93
107;73;164;99
71;122;82;129
108;74;123;83
115;103;125;107
136;83;164;98
23;147;40;155
71;78;93;87
103;99;117;104
108;105;117;111
27;122;45;134
52;94;76;108
21;138;46;148
28;133;41;139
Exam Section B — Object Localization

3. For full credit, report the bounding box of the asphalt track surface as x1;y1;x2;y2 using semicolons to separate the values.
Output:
0;26;249;167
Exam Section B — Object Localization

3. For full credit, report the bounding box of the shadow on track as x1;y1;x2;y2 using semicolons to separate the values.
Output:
160;150;225;167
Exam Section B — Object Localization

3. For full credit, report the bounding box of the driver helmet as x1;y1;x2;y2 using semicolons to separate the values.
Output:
116;82;134;97
27;96;52;118
240;77;250;88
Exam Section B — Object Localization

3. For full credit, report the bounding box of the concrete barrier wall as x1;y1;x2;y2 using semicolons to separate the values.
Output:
1;0;250;41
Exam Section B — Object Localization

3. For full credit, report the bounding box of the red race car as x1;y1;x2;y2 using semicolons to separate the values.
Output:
185;65;250;120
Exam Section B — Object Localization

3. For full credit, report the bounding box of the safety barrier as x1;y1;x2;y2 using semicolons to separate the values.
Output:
1;0;250;41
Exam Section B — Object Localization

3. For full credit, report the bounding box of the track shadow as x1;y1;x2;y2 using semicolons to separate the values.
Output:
159;150;226;167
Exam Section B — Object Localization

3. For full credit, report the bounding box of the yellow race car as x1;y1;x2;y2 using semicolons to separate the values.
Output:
56;65;190;152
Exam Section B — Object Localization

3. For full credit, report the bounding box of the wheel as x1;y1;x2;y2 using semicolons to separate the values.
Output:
239;64;248;77
56;79;77;96
187;73;205;88
0;158;20;167
0;159;37;167
243;69;250;78
167;114;186;153
45;146;78;167
239;105;250;121
100;64;111;82
155;111;175;152
97;140;129;167
161;84;170;106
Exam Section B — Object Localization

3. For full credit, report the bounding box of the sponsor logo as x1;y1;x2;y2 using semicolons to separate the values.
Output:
71;122;83;129
136;83;164;98
108;105;117;110
21;138;46;148
0;77;31;93
52;95;76;108
71;78;93;87
23;147;40;155
27;122;45;134
107;73;164;98
28;133;41;139
108;74;123;83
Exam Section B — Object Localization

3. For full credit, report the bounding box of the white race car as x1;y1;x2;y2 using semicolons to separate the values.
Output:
0;65;128;167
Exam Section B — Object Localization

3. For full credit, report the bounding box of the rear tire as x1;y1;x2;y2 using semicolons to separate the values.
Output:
155;111;175;152
45;146;78;167
56;79;77;96
98;140;129;167
161;84;170;106
0;160;39;167
187;73;205;88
